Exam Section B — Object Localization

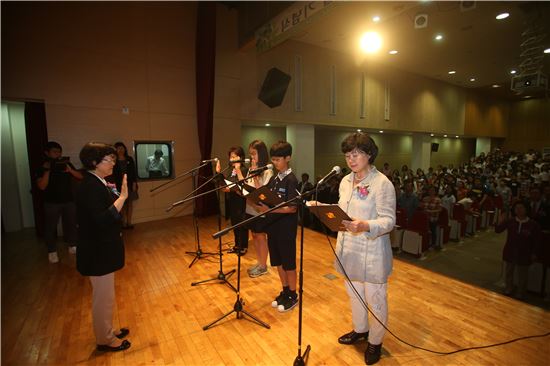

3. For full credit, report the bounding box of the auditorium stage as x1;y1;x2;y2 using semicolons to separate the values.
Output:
2;216;549;365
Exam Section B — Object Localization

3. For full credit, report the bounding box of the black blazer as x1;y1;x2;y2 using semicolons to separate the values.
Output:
76;172;125;276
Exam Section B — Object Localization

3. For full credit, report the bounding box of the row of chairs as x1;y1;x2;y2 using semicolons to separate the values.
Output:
391;195;505;257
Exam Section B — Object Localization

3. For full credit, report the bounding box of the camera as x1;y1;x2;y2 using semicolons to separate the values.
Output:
51;157;70;172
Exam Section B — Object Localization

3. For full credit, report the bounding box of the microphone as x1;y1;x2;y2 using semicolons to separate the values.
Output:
317;166;341;185
249;163;273;174
201;157;219;163
229;158;251;164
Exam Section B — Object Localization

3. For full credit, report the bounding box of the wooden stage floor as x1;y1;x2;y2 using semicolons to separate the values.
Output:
2;216;549;365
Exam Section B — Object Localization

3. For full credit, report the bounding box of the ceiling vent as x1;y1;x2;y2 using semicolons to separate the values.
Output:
460;1;476;12
414;14;428;29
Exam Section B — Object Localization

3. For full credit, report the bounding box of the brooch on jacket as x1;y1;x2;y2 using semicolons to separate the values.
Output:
106;183;121;197
356;184;370;200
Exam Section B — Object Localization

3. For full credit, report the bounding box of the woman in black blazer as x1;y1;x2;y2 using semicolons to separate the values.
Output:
76;142;131;352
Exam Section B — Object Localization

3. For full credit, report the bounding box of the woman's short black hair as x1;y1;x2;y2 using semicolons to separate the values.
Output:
270;140;292;158
511;200;530;217
80;142;116;170
341;132;378;164
248;139;269;166
45;141;62;151
114;141;129;158
228;146;245;160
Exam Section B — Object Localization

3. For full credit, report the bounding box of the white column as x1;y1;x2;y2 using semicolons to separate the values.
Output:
411;133;431;171
475;137;491;157
286;124;315;180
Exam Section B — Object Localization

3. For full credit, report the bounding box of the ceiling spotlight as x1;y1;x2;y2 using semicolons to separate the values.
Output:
523;95;531;99
455;135;459;138
372;15;381;22
360;32;382;53
265;123;271;127
435;34;443;41
470;78;476;82
448;70;456;74
443;134;448;138
544;48;550;54
496;12;509;20
357;129;362;132
379;130;384;133
492;84;500;88
389;50;398;55
510;69;517;74
430;133;434;137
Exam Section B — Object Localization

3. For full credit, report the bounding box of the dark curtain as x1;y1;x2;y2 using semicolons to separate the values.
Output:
24;102;49;236
195;2;219;217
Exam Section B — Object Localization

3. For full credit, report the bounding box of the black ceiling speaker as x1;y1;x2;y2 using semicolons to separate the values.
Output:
258;67;291;108
431;143;439;152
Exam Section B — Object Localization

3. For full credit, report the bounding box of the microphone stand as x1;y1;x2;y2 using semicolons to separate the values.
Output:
190;164;237;292
208;187;317;359
164;161;217;268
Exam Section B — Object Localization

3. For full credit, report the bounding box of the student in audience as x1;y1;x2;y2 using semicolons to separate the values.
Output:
495;200;541;299
441;185;457;219
398;181;419;221
422;185;442;249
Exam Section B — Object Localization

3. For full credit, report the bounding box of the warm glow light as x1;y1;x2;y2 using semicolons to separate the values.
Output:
523;95;531;99
372;15;381;22
545;48;550;54
389;50;398;55
360;32;382;53
435;34;443;41
455;135;459;138
496;12;509;20
379;130;384;133
443;134;448;138
357;129;362;132
430;133;434;137
470;78;476;82
448;70;456;74
265;123;271;127
492;84;500;88
510;69;517;74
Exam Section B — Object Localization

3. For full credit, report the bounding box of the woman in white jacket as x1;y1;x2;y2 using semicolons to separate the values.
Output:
317;132;396;365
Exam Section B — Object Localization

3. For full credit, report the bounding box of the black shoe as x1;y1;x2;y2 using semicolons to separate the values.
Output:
97;339;131;352
271;291;287;308
338;330;369;345
115;328;129;339
364;342;382;365
277;294;298;312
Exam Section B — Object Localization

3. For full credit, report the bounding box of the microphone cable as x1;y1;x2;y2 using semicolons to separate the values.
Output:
323;225;550;355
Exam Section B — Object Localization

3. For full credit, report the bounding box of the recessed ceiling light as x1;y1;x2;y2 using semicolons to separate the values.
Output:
357;129;362;132
496;12;509;20
510;69;517;74
360;32;382;53
435;34;443;41
265;123;271;127
388;50;398;55
492;84;500;88
379;130;384;133
372;15;381;22
544;48;550;54
443;134;448;138
455;135;459;138
430;133;434;137
470;78;476;82
448;70;456;74
523;95;532;99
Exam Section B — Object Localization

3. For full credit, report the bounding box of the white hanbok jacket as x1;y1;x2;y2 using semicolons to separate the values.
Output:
335;166;396;283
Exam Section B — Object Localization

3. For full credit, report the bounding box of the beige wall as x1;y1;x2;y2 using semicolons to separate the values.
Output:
504;99;550;152
240;39;468;135
241;125;286;154
2;2;199;223
464;91;508;138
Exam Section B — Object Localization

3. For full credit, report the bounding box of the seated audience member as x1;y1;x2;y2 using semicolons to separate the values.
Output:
496;179;512;214
528;187;549;231
441;185;457;219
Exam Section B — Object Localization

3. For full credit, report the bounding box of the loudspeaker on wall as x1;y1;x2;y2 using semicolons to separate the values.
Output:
431;143;439;152
258;67;291;108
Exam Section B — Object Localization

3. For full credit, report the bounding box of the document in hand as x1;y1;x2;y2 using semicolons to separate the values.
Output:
247;185;284;207
308;204;352;232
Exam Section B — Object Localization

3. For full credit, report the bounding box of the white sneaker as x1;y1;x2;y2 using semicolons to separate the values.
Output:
48;252;59;263
68;246;77;254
